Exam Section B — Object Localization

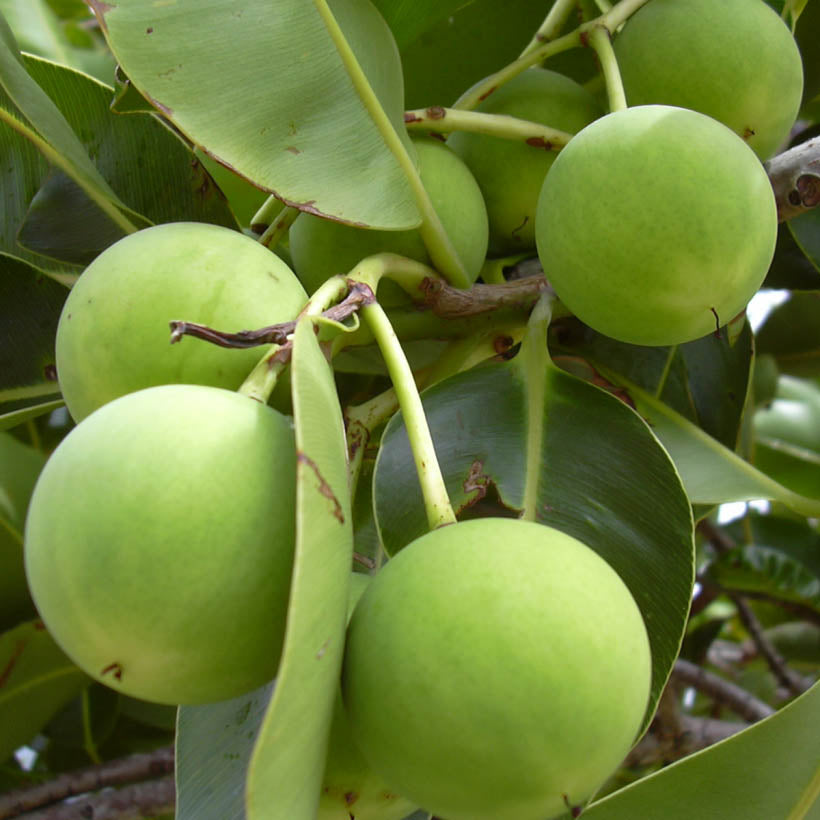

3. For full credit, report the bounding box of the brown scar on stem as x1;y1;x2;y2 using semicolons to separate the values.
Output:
298;452;345;524
478;85;497;102
346;419;370;462
0;641;27;688
353;552;377;569
493;335;515;355
526;136;554;151
404;112;422;123
100;662;123;681
426;106;446;120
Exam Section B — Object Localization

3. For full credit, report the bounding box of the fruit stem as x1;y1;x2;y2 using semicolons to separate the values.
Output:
258;205;299;249
587;25;627;112
519;0;577;58
516;292;555;521
404;108;572;149
250;194;285;233
359;300;457;530
313;0;470;289
453;0;650;111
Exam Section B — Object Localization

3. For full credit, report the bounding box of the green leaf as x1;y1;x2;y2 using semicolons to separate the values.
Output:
0;253;66;406
581;680;820;819
246;317;354;820
756;292;820;378
0;54;237;273
177;683;274;820
791;209;820;278
90;0;418;229
609;374;820;517
371;0;469;49
0;619;89;761
0;399;63;431
373;345;695;733
765;223;820;290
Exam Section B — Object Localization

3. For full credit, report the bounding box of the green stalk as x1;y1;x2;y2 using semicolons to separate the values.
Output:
0;109;139;235
313;0;469;288
454;0;651;111
404;107;572;148
519;0;577;58
251;194;285;232
258;206;300;250
587;25;627;112
653;345;679;399
360;301;457;530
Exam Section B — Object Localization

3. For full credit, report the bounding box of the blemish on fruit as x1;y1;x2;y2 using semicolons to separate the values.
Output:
286;146;301;155
426;106;446;120
100;662;123;681
297;451;345;523
344;791;358;806
146;27;153;34
743;126;756;141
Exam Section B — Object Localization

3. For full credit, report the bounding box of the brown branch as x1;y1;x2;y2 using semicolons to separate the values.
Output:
671;658;774;723
419;274;550;319
765;135;820;222
13;777;175;820
0;748;173;820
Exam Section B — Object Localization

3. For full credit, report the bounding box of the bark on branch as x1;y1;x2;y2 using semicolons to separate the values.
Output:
766;136;820;222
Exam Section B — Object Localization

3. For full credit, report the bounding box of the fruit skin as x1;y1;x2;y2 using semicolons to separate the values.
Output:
341;518;652;820
536;105;777;347
0;433;46;630
448;68;602;255
24;384;296;705
288;137;488;298
318;573;418;820
613;0;803;160
56;222;307;422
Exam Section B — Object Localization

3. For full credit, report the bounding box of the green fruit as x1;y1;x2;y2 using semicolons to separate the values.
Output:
24;384;296;705
448;68;602;255
0;433;46;630
536;105;777;346
342;518;651;820
613;0;803;160
289;138;488;298
56;222;307;422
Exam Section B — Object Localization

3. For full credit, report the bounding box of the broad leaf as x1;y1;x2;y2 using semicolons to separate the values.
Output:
790;209;820;281
374;320;695;732
756;292;820;378
246;318;354;820
0;254;65;407
176;683;274;820
581;680;820;819
0;619;89;761
0;399;63;432
91;0;418;229
371;0;469;49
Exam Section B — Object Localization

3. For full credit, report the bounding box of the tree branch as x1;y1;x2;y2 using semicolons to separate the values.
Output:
765;136;820;222
0;748;173;820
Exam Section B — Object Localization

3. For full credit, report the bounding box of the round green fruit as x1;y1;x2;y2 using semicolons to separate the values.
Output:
288;137;488;298
24;384;296;705
448;68;602;255
613;0;803;160
0;433;46;630
342;518;652;820
535;105;777;346
56;222;307;422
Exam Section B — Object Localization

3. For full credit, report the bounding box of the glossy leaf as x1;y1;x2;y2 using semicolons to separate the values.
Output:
91;0;418;229
0;619;89;761
246;318;354;820
790;210;820;281
176;683;274;820
756;292;820;378
0;399;63;431
765;223;820;290
0;54;236;273
581;680;820;820
0;253;65;407
371;0;468;49
373;333;695;731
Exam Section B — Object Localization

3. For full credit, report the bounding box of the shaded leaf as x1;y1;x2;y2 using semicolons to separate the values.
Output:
0;253;65;407
0;619;89;761
756;292;820;378
177;683;274;820
246;318;354;820
0;399;63;432
91;0;418;229
374;336;695;732
581;680;820;820
371;0;469;49
765;222;820;290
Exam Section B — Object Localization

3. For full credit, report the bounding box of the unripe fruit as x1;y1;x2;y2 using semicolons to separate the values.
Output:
24;384;296;705
613;0;803;160
448;68;602;255
56;222;307;422
342;518;652;820
289;138;489;297
536;105;777;346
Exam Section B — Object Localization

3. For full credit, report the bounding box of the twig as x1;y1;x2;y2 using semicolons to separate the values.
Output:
419;274;550;319
765;136;820;221
0;748;173;820
730;594;812;697
14;777;175;820
671;658;775;723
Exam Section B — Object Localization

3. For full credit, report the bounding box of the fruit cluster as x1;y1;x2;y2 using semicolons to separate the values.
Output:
19;0;805;818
